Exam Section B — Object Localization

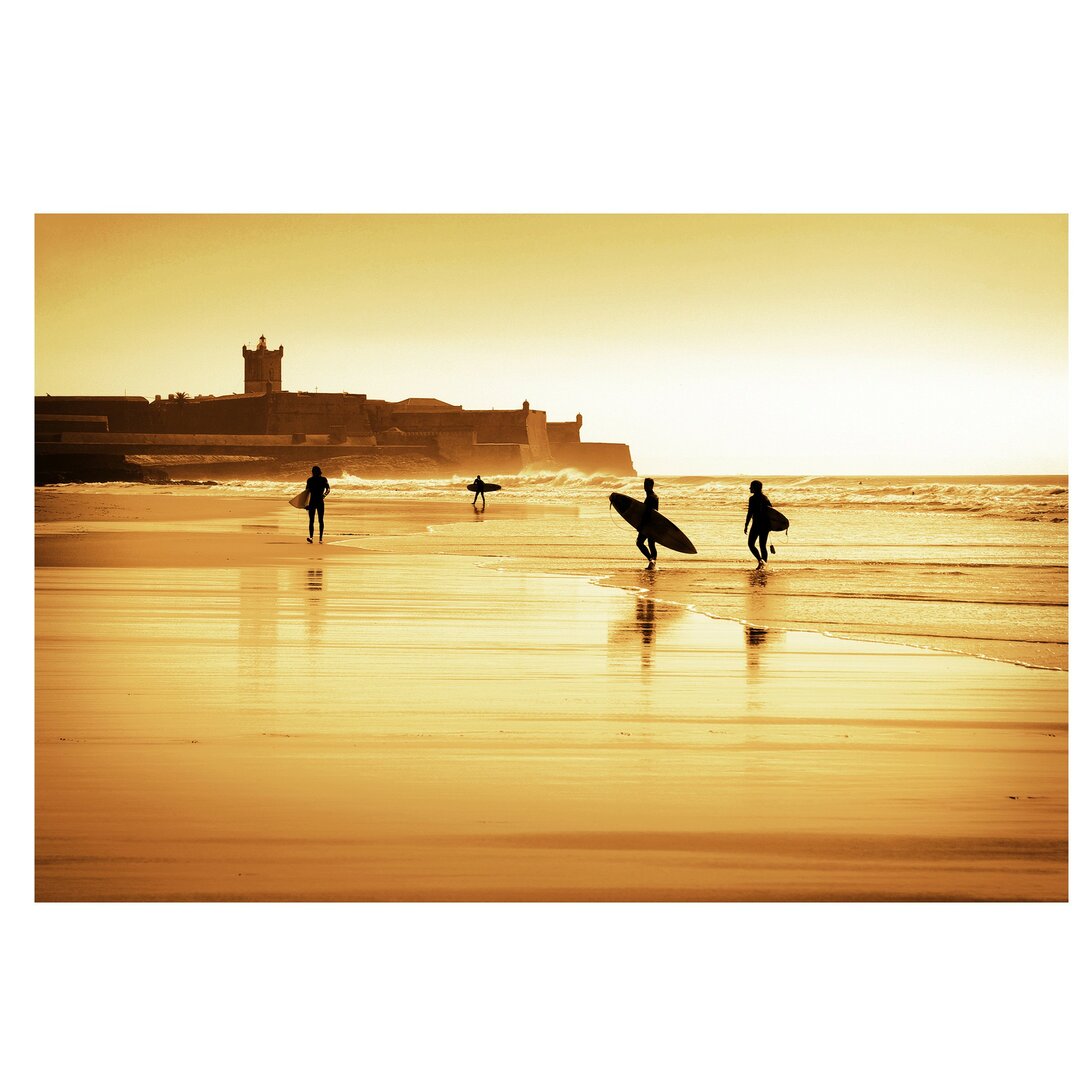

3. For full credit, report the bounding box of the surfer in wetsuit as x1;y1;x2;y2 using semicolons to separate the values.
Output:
472;475;487;510
744;479;771;569
305;465;330;544
637;477;659;569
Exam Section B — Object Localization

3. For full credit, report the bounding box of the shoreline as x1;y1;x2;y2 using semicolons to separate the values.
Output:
580;572;1068;674
36;484;1066;672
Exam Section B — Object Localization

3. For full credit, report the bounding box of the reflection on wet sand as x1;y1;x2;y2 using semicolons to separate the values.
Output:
608;587;685;670
239;567;282;697
744;625;770;660
744;568;785;680
306;567;325;641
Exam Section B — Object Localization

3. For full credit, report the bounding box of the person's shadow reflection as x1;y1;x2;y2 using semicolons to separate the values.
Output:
609;590;682;671
636;595;658;665
744;567;782;677
744;624;769;674
305;567;324;641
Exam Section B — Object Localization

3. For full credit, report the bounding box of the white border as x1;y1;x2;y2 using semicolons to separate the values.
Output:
10;3;1075;1077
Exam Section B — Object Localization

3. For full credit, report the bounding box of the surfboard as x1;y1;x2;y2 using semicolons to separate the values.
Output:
766;507;789;532
289;491;310;509
467;482;502;493
609;492;697;554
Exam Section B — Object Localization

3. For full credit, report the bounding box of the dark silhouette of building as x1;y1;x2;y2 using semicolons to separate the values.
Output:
36;336;635;481
243;335;283;394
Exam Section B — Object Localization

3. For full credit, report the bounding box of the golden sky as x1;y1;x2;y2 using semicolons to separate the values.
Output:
35;214;1066;474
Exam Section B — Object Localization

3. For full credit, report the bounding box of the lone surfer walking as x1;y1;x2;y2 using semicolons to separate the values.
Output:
744;480;772;569
636;477;659;569
305;465;330;544
472;475;487;511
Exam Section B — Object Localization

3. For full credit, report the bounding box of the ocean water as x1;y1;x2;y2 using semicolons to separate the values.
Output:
77;472;1070;671
428;474;1067;671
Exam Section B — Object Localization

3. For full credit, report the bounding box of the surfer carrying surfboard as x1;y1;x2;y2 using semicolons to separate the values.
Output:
744;480;772;569
609;485;697;561
304;465;330;544
636;478;660;569
472;475;487;510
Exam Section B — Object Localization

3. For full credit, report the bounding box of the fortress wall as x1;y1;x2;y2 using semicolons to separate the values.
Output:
38;435;414;462
35;390;632;478
523;410;552;462
469;410;531;445
546;421;582;448
392;409;552;467
38;393;376;439
377;427;435;447
268;393;372;437
364;400;396;432
390;410;481;435
148;395;269;435
48;433;314;448
35;397;151;433
433;430;478;463
471;443;527;473
553;441;635;475
35;415;109;433
392;409;534;442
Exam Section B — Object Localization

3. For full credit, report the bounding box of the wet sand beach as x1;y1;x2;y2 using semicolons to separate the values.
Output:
36;488;1067;901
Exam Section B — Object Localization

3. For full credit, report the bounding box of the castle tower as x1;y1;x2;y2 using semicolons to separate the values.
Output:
242;334;283;394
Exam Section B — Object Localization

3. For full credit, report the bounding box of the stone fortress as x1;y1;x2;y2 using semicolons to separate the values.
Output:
36;335;635;482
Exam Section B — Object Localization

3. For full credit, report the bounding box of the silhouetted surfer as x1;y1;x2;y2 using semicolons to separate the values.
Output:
744;480;772;569
473;475;487;511
637;477;659;569
305;465;330;544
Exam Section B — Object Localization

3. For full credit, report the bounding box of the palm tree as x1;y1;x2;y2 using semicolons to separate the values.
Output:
174;392;189;404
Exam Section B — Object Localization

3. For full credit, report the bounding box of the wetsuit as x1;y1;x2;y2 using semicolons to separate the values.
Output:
745;491;771;563
473;478;485;508
306;474;330;539
636;490;659;564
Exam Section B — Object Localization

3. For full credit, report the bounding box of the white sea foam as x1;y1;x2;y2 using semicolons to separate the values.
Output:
197;472;1067;522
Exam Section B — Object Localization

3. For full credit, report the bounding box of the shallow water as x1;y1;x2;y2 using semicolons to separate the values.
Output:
45;474;1068;670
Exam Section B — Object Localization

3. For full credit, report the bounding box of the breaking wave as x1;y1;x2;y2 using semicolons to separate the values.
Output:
196;472;1067;522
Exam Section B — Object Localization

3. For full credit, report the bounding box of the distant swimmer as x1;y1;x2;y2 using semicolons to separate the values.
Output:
305;465;330;544
637;477;659;569
744;480;772;569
